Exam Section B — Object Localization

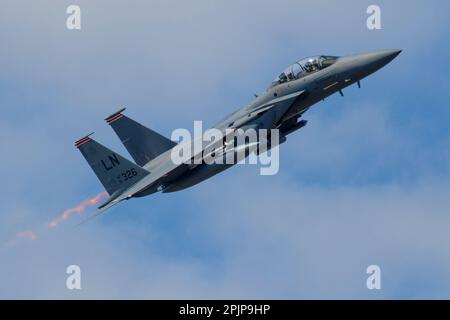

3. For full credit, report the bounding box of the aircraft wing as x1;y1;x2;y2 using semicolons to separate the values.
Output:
254;90;306;112
229;90;306;130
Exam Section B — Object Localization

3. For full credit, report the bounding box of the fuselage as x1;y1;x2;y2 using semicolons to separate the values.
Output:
139;49;401;194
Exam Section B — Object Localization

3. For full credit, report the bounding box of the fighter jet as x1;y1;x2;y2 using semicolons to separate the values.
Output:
75;49;401;217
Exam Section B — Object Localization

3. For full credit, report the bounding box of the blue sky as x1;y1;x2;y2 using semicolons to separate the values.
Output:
0;0;450;299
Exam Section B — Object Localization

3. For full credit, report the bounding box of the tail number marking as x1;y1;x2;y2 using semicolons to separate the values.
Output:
101;154;121;171
116;168;138;184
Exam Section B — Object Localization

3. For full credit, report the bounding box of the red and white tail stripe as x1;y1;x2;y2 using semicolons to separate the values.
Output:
74;132;94;148
105;107;126;124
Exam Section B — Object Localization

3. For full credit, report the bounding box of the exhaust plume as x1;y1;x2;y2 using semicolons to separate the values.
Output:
2;192;108;249
16;231;37;241
47;192;108;228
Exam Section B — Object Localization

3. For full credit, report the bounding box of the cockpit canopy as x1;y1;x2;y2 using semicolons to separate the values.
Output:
270;55;339;88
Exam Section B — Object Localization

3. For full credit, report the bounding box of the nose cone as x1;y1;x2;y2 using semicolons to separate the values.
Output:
356;49;402;76
371;49;402;65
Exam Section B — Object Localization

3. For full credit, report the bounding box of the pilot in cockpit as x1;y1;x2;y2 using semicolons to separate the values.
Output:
269;56;338;89
304;59;320;73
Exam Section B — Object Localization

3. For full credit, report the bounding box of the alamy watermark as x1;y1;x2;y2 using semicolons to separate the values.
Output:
367;5;382;30
66;265;82;290
66;5;81;30
366;265;382;290
170;121;281;176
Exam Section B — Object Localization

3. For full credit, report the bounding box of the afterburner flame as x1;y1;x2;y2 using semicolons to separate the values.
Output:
1;192;108;249
47;192;108;228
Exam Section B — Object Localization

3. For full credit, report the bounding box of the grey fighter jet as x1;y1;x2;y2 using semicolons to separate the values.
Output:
75;49;401;217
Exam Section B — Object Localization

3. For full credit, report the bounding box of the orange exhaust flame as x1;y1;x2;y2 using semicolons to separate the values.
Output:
47;192;108;228
2;192;108;249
